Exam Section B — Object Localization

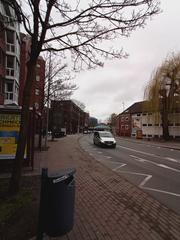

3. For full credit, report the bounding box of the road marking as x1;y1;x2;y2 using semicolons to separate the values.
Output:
142;186;180;197
170;149;174;151
157;164;180;173
113;163;126;171
165;157;178;162
115;169;180;197
130;155;146;162
114;169;152;188
104;156;112;159
97;151;103;154
139;174;152;187
117;145;155;157
130;154;180;173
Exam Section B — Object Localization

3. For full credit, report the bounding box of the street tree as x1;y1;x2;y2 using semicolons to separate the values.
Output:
144;53;180;140
5;0;160;195
44;52;77;105
43;52;78;143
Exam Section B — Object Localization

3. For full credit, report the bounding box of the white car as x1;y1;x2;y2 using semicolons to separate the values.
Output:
93;131;116;148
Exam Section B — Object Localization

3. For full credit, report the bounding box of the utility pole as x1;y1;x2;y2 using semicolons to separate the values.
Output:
44;50;52;148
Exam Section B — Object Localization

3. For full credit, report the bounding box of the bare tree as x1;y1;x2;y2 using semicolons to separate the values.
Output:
144;53;180;140
5;0;160;195
44;52;77;105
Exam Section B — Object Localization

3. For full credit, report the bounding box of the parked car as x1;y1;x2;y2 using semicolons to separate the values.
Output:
93;131;116;148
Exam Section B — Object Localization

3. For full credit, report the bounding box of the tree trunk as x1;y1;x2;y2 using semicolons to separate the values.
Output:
161;97;170;141
8;60;37;195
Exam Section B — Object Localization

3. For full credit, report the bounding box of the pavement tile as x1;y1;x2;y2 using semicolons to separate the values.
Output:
32;135;180;240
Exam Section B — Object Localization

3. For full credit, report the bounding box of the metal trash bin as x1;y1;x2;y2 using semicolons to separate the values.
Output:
43;168;76;237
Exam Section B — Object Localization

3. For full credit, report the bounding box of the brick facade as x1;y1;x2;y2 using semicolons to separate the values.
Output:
19;34;45;114
50;100;89;134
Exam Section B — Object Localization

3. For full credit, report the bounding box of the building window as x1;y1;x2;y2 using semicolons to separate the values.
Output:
6;55;14;76
125;117;129;121
0;49;5;66
0;77;4;94
36;63;40;68
36;75;40;81
35;88;40;95
121;125;125;129
143;124;147;126
5;81;13;100
137;113;141;116
121;117;124;122
148;124;152;126
6;30;15;52
125;125;129;129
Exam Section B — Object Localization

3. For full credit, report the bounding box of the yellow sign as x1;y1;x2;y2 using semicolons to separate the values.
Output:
0;114;21;159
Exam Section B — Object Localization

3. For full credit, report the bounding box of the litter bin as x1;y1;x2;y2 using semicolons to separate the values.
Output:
43;168;76;237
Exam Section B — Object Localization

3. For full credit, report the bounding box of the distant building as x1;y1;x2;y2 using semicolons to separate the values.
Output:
89;117;98;128
116;101;180;139
50;100;89;134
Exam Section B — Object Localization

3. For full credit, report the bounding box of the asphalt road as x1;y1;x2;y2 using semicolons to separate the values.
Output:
79;134;180;215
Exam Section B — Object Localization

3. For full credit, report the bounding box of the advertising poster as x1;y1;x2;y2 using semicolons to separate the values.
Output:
131;115;142;136
0;113;22;159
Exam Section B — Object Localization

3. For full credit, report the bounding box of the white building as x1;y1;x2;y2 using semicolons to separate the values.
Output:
0;0;21;105
131;104;180;139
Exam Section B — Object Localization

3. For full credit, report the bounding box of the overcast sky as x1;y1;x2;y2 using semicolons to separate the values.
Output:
72;0;180;122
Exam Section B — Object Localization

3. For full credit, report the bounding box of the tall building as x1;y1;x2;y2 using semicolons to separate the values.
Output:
0;0;21;105
0;18;5;104
19;34;45;114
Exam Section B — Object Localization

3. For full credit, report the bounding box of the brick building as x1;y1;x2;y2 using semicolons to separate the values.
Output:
50;100;89;134
19;34;45;114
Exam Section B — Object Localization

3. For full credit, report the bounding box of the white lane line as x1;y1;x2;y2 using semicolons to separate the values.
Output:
157;164;180;173
97;151;103;154
113;163;126;171
114;169;152;188
165;157;178;163
130;155;146;162
117;145;155;157
142;186;180;197
104;156;112;159
170;149;174;151
139;174;152;188
115;169;180;197
129;154;180;173
118;145;180;164
157;146;161;149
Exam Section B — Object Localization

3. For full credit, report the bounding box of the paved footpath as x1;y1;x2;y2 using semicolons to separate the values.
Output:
33;135;180;240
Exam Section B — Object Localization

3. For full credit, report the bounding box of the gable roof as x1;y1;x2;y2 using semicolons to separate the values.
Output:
120;101;149;115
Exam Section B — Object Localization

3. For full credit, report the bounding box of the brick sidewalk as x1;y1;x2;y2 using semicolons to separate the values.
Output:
33;135;180;240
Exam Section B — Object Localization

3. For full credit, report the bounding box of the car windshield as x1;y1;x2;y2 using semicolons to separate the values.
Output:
99;132;113;138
